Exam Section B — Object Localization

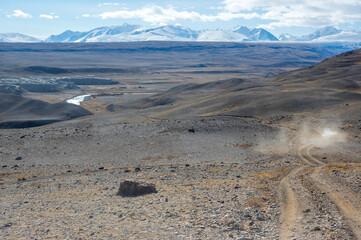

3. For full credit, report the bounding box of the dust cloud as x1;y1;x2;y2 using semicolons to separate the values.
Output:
257;119;346;155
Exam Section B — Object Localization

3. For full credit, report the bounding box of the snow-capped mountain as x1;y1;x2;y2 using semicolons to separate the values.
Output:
278;33;297;41
44;24;278;43
45;24;142;42
313;31;361;42
197;29;249;42
298;26;342;41
278;26;358;42
0;33;41;43
45;24;198;42
2;24;361;43
230;26;279;41
250;28;279;41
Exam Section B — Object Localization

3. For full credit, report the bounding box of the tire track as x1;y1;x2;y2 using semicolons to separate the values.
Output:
278;167;304;240
279;119;360;239
311;167;361;239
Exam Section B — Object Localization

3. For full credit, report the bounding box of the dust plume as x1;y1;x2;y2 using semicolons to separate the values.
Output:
257;119;346;155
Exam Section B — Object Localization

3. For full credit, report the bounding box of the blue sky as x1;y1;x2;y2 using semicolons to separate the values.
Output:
1;0;361;39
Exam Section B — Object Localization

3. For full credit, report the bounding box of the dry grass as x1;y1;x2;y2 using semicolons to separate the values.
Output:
245;196;265;208
323;163;361;173
80;99;109;114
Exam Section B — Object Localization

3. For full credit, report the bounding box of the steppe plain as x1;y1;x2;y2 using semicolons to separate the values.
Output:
0;42;360;239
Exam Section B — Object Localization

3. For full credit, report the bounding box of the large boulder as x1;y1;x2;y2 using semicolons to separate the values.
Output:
117;180;157;197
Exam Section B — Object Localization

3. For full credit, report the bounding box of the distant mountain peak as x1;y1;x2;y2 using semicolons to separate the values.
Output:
0;33;41;43
2;24;360;43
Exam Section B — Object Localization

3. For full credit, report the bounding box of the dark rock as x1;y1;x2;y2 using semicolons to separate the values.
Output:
312;226;321;231
124;169;130;173
98;167;105;170
2;165;7;168
15;157;22;161
188;128;195;133
185;164;190;167
0;222;12;229
117;180;157;197
303;209;311;213
134;167;140;172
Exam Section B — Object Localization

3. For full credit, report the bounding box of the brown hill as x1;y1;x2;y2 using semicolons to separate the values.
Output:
114;48;361;119
0;91;91;128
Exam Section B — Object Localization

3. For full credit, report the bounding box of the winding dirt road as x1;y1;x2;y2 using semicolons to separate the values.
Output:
278;120;361;240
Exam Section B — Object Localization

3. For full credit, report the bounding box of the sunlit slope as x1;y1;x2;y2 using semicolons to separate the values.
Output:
116;48;361;119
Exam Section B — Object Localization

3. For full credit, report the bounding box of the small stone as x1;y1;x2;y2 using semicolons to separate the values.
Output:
98;167;105;170
188;128;195;133
312;226;321;231
134;167;140;172
15;157;22;161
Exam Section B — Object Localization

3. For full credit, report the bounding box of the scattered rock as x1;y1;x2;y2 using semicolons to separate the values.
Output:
117;180;157;197
15;157;22;161
188;128;195;133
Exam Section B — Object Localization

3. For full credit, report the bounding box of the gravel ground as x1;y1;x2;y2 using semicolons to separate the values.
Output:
0;116;360;239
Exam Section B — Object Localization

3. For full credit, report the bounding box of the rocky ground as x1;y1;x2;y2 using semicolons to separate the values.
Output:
0;116;360;239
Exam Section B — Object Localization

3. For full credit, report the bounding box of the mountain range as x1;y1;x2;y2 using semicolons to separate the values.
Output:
1;25;361;43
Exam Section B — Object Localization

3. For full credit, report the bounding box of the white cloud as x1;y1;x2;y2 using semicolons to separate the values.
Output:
94;1;361;29
82;14;91;17
99;5;257;23
6;10;32;18
98;3;120;7
221;0;361;28
39;13;59;19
